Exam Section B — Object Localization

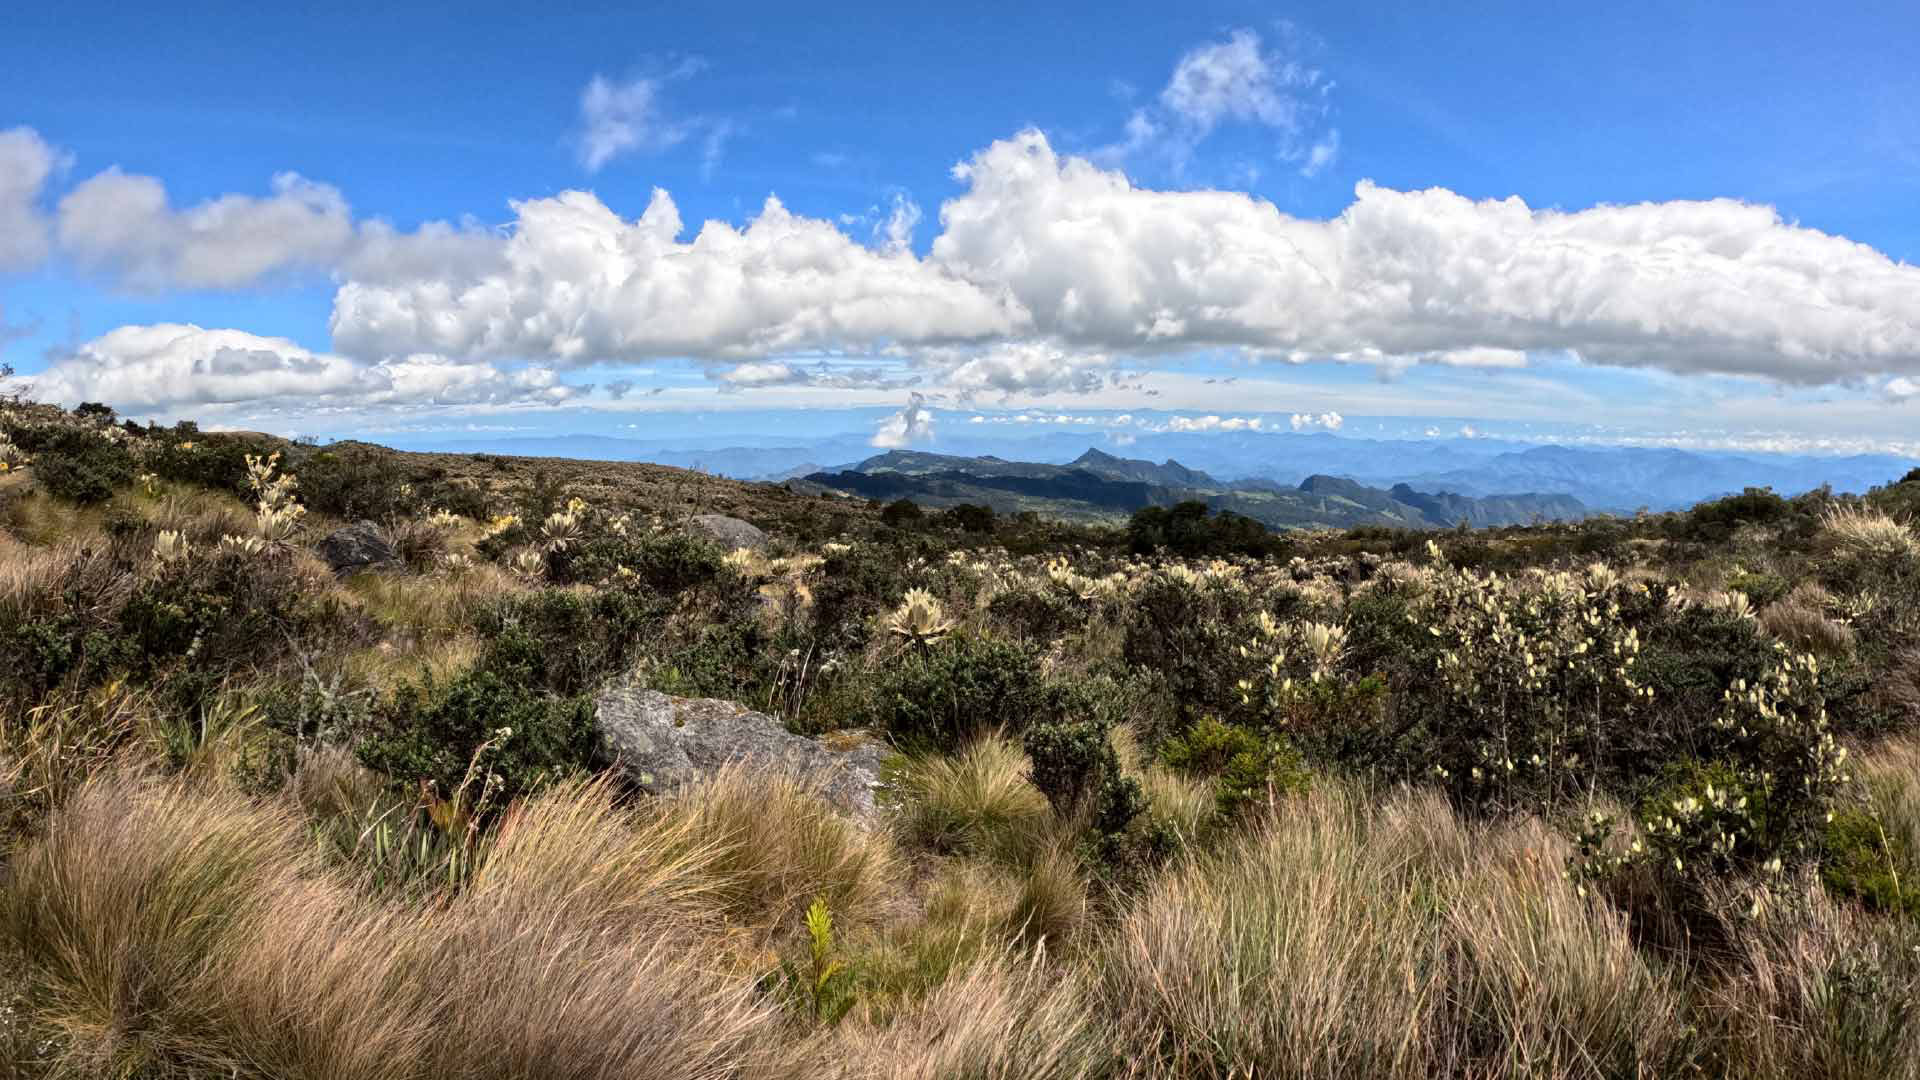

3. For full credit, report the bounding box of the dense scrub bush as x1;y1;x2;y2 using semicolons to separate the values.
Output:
291;443;409;519
1677;486;1790;543
861;634;1044;753
1822;806;1920;917
1127;500;1287;558
549;529;727;594
21;426;135;504
357;668;597;807
118;549;345;681
478;586;666;696
1120;570;1250;736
141;431;257;495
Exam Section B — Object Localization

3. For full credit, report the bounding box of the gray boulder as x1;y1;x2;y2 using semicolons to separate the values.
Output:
592;679;887;817
686;513;768;552
316;520;400;575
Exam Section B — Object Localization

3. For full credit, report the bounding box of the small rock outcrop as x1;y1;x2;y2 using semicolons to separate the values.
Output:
686;513;768;552
316;520;400;575
592;679;886;816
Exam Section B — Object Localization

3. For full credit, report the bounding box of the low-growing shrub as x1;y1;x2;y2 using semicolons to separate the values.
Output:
862;634;1044;753
356;669;597;808
26;428;135;505
479;586;666;696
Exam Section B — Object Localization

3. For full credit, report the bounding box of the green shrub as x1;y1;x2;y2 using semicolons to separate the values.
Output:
292;443;409;519
1126;500;1285;558
552;530;727;594
1823;807;1920;918
863;634;1044;753
1161;716;1309;818
356;669;596;806
881;499;924;528
479;587;666;696
1120;574;1247;735
987;583;1086;642
143;432;257;495
25;428;135;504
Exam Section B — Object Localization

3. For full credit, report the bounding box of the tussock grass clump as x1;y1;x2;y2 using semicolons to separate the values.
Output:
1708;883;1920;1079
656;763;904;929
0;535;78;624
3;769;309;1070
466;774;728;929
1824;504;1920;563
2;767;816;1079
1444;818;1694;1078
1101;786;1451;1078
1101;787;1697;1079
1760;592;1858;657
826;948;1113;1080
894;732;1051;865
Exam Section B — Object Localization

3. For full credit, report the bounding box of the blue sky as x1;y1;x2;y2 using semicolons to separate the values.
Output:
3;1;1919;455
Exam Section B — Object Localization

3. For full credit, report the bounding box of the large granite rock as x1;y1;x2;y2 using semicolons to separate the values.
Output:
592;679;886;816
316;520;400;575
686;514;768;552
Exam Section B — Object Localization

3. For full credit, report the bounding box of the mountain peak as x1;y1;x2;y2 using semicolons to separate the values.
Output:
1068;447;1217;488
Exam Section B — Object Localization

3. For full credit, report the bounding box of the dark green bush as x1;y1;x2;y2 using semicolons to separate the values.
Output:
861;634;1043;753
1120;574;1247;736
1676;487;1789;543
943;503;996;533
1127;501;1285;558
478;587;666;696
552;530;727;594
117;550;354;682
292;443;409;519
24;427;134;504
357;669;596;807
880;499;924;528
986;583;1086;642
143;433;257;496
1823;806;1920;918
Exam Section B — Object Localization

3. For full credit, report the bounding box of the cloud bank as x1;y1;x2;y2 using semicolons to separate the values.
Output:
32;325;580;416
15;125;1920;417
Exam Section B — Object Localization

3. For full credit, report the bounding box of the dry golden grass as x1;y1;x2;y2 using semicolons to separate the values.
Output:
2;768;826;1079
654;763;905;931
1760;584;1857;657
1709;881;1920;1080
1824;503;1920;562
1443;818;1692;1078
893;732;1052;865
1857;733;1920;874
0;534;77;625
0;492;108;545
139;488;254;545
825;947;1113;1080
1100;786;1698;1079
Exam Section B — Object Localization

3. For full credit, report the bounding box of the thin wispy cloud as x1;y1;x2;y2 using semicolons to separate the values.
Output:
574;57;728;173
1104;27;1340;178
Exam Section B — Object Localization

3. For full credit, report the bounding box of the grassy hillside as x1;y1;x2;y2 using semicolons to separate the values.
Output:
5;398;1920;1078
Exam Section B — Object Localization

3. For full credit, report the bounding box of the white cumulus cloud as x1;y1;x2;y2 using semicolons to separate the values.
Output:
0;127;63;271
30;324;580;415
930;131;1920;384
57;169;356;290
928;341;1111;397
330;187;1019;363
871;392;935;448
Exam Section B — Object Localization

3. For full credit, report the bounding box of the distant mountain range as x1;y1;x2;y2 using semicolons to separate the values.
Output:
795;448;1587;531
391;430;1918;514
